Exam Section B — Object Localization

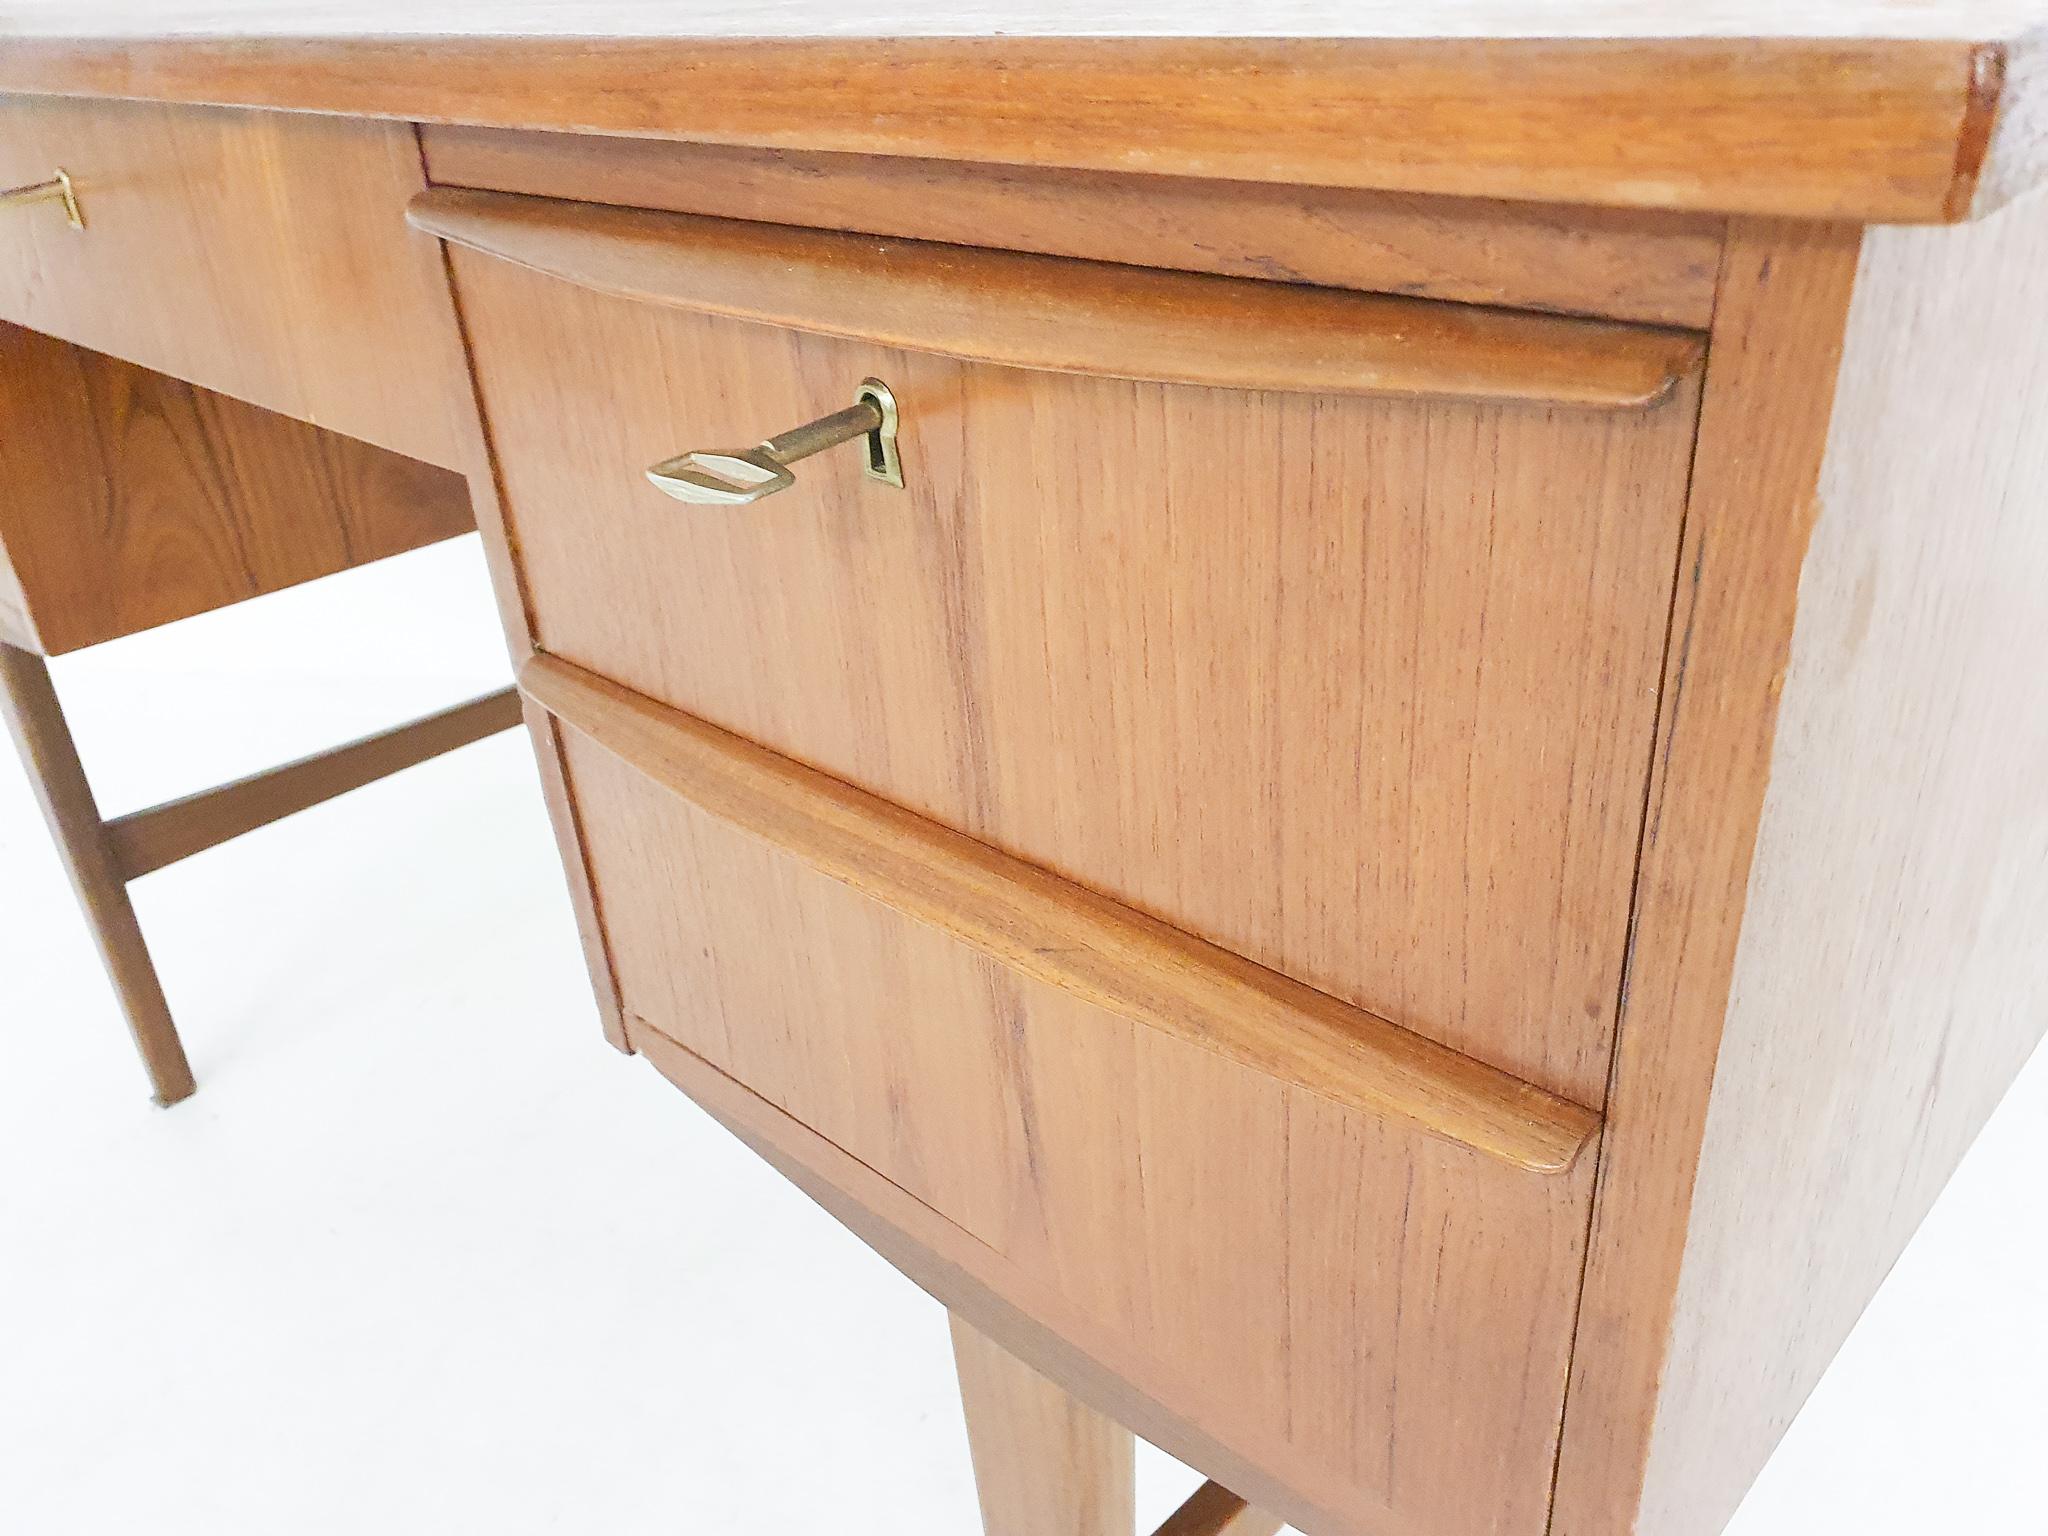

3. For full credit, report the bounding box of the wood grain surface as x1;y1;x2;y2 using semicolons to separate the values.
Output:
422;127;1724;329
103;688;520;879
1548;221;1866;1535
12;2;2048;38
1151;1483;1284;1536
410;189;1703;408
1626;178;2048;1536
951;1316;1136;1536
0;93;469;470
0;34;2026;222
0;642;195;1104
526;654;1600;1174
563;735;1599;1536
447;245;1701;1106
9;2;2048;38
632;1018;1449;1536
0;321;473;656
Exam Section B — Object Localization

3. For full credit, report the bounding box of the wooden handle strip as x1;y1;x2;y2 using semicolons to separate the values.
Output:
411;186;1701;408
523;653;1601;1174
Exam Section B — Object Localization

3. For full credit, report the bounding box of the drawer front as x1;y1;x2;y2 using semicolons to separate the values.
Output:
537;658;1598;1536
0;94;465;471
440;192;1703;1104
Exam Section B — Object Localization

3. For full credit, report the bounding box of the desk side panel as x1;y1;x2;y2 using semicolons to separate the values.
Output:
0;321;471;655
1630;176;2048;1536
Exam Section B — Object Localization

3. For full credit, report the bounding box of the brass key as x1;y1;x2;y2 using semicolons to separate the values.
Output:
645;378;903;506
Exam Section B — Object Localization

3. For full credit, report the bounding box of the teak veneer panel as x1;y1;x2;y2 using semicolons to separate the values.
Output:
556;732;1599;1536
635;1017;1353;1536
0;92;467;471
410;189;1702;408
0;322;473;656
1555;194;2048;1535
525;654;1599;1174
0;33;2037;222
443;242;1701;1106
1623;183;2048;1536
421;126;1723;330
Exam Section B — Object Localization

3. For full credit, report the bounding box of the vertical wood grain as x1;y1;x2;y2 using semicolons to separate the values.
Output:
451;250;1703;1105
637;1020;1354;1536
951;1314;1136;1536
558;730;1597;1536
0;643;195;1105
1629;183;2048;1536
1548;222;1865;1533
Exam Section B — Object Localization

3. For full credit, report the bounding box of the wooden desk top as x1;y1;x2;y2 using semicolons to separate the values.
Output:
5;1;2046;35
2;6;2045;224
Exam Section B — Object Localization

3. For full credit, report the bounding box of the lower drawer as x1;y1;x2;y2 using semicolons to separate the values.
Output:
536;657;1598;1536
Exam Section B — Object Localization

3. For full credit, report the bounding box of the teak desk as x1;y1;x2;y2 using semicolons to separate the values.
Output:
3;14;2045;1536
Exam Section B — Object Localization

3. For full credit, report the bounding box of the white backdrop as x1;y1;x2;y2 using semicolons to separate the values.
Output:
1;535;2041;1533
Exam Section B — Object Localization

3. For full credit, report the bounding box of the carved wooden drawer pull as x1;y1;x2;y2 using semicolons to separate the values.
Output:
409;188;1705;409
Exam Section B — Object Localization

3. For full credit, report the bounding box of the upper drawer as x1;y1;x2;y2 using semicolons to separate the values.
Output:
0;94;466;471
423;187;1704;1105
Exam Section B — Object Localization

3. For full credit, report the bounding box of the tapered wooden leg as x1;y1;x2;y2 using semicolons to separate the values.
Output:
0;643;195;1105
950;1313;1136;1536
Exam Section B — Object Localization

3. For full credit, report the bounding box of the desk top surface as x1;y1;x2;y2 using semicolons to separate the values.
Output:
2;6;2045;225
4;3;2046;38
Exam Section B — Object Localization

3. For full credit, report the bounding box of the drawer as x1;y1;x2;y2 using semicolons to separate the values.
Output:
0;94;466;471
425;187;1705;1105
528;652;1600;1536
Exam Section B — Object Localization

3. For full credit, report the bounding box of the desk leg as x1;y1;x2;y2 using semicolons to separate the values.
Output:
951;1313;1136;1536
0;643;195;1105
